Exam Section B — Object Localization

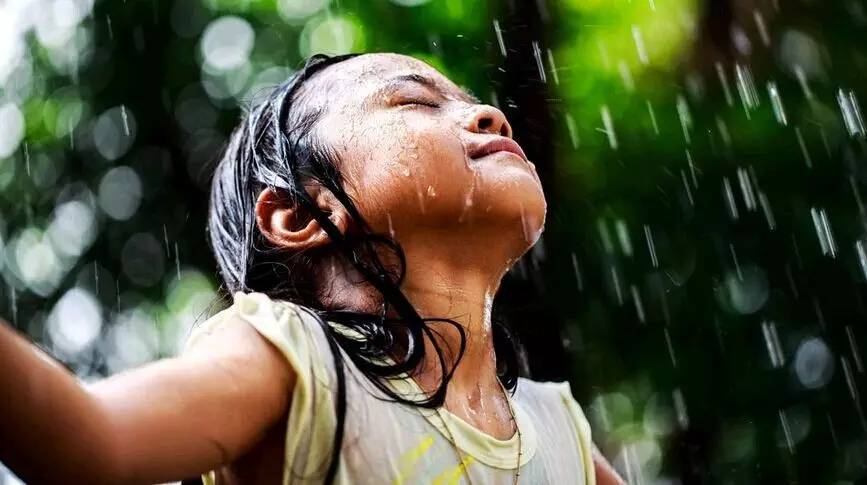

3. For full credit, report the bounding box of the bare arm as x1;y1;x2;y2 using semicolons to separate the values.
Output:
0;314;294;484
593;441;626;485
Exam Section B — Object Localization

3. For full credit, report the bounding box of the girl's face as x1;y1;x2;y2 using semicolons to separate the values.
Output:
301;53;546;258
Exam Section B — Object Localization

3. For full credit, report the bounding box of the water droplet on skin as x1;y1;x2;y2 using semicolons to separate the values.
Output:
386;213;395;239
403;167;411;177
426;185;437;198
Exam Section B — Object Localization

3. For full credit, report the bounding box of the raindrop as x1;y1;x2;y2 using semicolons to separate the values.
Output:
570;252;584;292
646;100;659;136
730;243;743;281
631;285;645;323
386;212;395;239
810;207;837;257
681;170;694;206
565;113;579;148
850;176;864;215
758;192;776;230
174;241;181;281
795;127;812;168
762;320;785;368
812;297;827;330
532;41;546;83
163;225;170;257
715;61;734;106
767;81;787;125
825;413;839;449
737;167;757;211
716;116;732;147
676;95;692;144
615;219;633;256
106;15;113;40
735;64;760;118
597;218;614;254
778;409;794;454
546;48;559;85
600;105;618;150
837;89;865;137
610;265;624;305
856;240;867;281
492;20;506;57
23;142;30;177
426;185;436;198
632;25;649;65
794;66;813;101
672;388;689;429
722;177;739;220
679;153;695;190
754;10;771;46
845;326;865;374
643;225;659;268
618;61;635;92
663;327;677;367
120;105;130;136
8;286;17;326
840;357;867;431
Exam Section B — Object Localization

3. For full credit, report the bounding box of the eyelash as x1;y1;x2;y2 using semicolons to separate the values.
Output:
401;99;440;109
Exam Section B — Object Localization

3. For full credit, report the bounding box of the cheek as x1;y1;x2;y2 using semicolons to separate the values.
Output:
330;112;472;229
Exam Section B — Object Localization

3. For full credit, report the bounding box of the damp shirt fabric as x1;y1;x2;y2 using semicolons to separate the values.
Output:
182;291;597;485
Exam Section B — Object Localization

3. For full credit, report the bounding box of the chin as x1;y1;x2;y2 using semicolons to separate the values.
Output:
482;190;547;249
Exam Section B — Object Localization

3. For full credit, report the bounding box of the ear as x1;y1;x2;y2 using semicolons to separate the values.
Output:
255;186;350;251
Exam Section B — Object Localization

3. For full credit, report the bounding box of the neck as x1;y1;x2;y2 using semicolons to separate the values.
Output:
397;236;506;399
316;228;520;401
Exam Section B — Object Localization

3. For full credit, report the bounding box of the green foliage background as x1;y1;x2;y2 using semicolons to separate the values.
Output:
1;0;866;482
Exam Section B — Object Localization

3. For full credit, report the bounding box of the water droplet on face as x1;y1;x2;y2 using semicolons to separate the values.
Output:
402;167;411;177
426;185;436;198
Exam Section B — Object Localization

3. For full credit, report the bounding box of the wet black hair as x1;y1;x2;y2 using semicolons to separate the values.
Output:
207;53;524;484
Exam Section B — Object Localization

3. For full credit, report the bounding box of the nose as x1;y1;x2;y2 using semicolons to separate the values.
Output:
463;104;513;138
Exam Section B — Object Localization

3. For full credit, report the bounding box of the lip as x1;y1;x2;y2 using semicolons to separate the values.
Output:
467;137;529;164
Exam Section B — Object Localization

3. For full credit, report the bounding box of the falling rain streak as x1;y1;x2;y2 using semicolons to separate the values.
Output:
600;105;618;150
735;64;760;118
837;89;865;137
810;207;836;258
532;41;546;83
492;20;506;57
767;81;787;125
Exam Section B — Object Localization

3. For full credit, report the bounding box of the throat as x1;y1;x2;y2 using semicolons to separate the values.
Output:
443;378;516;440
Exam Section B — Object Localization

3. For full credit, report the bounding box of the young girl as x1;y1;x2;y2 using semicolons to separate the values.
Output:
0;53;623;484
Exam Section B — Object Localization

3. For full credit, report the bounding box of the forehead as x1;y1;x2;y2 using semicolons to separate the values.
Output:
299;53;462;108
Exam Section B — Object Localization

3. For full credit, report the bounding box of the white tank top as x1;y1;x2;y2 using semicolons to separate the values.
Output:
183;291;596;485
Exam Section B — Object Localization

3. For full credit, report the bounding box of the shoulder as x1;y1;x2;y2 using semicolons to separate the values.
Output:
514;377;579;406
515;377;597;483
182;292;337;382
183;292;324;350
514;379;593;446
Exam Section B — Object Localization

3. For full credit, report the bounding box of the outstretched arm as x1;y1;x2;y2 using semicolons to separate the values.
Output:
593;441;626;485
0;313;294;484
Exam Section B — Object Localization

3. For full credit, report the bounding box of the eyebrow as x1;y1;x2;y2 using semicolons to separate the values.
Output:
375;73;482;105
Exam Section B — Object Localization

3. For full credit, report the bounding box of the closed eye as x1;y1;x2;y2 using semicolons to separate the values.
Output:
399;99;440;108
